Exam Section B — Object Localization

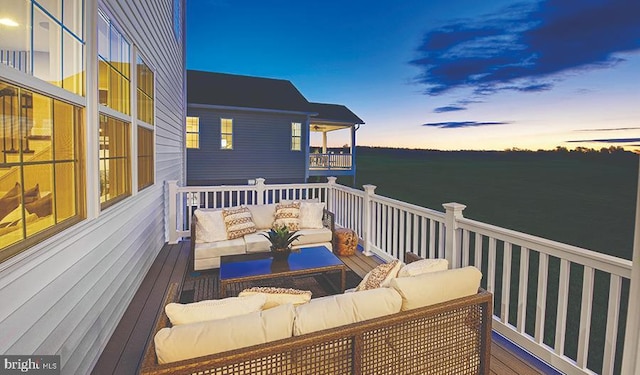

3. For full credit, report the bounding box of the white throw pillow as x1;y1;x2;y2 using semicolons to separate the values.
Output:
246;204;276;229
397;258;449;277
155;303;295;364
293;288;402;336
355;260;403;291
390;266;482;311
194;209;228;243
299;202;325;229
239;287;312;309
165;294;267;326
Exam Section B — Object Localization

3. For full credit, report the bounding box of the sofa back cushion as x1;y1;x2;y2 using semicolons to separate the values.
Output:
165;294;266;325
247;204;276;229
293;288;402;336
155;303;295;364
194;209;228;243
390;266;482;311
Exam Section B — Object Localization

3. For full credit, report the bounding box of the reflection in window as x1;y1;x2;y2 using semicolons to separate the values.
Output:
99;115;130;207
291;122;301;151
0;0;85;96
0;80;84;260
186;116;199;149
136;56;154;125
97;10;130;114
137;127;153;190
220;118;232;150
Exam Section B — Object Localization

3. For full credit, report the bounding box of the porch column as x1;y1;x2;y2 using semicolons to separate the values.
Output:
351;125;357;187
322;131;327;153
622;155;640;374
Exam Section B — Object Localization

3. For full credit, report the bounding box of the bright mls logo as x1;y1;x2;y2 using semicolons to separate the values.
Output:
0;356;60;375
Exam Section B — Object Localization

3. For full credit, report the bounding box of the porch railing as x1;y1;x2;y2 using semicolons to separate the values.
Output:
309;153;352;169
166;178;633;375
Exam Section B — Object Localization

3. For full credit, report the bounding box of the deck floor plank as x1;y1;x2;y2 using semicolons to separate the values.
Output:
93;240;545;375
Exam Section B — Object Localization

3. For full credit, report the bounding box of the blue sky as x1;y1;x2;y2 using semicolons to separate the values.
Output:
187;0;640;151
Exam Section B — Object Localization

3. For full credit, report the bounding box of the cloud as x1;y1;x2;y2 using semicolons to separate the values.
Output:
433;105;466;113
567;138;640;143
411;0;640;96
422;121;509;129
574;127;640;132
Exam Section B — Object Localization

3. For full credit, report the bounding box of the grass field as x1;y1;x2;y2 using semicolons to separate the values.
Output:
335;147;638;373
341;147;637;260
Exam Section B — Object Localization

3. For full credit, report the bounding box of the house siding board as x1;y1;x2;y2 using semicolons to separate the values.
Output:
0;1;185;374
187;108;307;185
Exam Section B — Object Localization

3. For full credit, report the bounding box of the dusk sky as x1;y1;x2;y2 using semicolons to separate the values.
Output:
187;0;640;151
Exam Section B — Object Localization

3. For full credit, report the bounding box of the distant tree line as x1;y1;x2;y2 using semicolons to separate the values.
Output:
504;145;632;155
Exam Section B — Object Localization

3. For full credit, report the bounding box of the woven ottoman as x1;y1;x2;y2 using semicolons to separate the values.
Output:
334;228;358;256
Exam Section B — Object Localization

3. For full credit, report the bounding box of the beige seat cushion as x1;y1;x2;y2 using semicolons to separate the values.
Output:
397;258;449;277
247;204;276;229
390;266;482;311
239;287;312;309
294;228;332;244
244;230;271;253
155;303;295;364
194;238;245;259
293;288;402;336
165;294;267;326
194;209;228;243
356;260;402;291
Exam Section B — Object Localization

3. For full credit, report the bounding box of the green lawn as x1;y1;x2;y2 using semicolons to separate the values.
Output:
343;147;637;260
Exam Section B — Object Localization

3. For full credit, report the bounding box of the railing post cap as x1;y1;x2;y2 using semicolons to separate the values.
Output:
255;177;266;184
363;184;377;193
442;202;467;212
327;177;337;184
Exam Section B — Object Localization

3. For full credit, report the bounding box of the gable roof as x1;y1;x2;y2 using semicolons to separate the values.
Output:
308;102;364;125
187;70;313;113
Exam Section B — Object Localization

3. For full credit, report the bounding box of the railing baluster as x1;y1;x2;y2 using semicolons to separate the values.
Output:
555;259;570;356
603;275;622;375
535;253;549;345
399;210;405;255
420;216;427;258
474;233;482;268
517;247;529;334
438;222;445;258
392;207;399;258
429;220;436;259
502;242;512;324
487;238;497;293
462;230;470;266
577;266;594;369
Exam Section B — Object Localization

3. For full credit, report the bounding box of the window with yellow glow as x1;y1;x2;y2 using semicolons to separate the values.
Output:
220;118;233;150
0;80;85;261
97;10;130;115
136;56;154;125
291;122;301;151
137;127;154;190
186;116;199;149
99;115;130;207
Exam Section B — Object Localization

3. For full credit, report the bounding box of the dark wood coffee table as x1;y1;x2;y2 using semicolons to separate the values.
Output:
219;246;346;298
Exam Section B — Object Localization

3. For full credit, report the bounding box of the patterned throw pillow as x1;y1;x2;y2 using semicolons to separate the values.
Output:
273;202;301;231
356;260;402;291
239;287;312;309
222;206;257;239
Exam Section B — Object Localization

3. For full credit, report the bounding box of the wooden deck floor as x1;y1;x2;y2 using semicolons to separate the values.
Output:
93;241;546;375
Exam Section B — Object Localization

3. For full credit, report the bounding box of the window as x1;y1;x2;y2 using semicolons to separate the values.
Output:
136;56;154;125
186;116;199;149
291;122;302;151
0;0;85;96
137;127;153;190
97;10;130;114
220;118;233;150
99;115;130;207
0;80;85;261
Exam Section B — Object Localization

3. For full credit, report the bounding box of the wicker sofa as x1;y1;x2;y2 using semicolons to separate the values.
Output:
140;256;493;375
190;203;335;271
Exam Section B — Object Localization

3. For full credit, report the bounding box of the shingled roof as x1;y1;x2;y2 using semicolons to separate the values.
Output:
308;102;364;125
187;70;313;113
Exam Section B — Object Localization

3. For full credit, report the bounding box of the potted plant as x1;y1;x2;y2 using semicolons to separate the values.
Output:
261;225;302;261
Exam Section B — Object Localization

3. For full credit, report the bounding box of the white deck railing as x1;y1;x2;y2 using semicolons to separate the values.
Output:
166;178;633;375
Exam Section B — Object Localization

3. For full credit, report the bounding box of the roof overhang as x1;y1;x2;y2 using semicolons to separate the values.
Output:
188;103;318;117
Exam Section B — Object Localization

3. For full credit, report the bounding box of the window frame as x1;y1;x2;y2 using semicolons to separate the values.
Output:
186;116;200;149
291;122;302;151
220;117;233;150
